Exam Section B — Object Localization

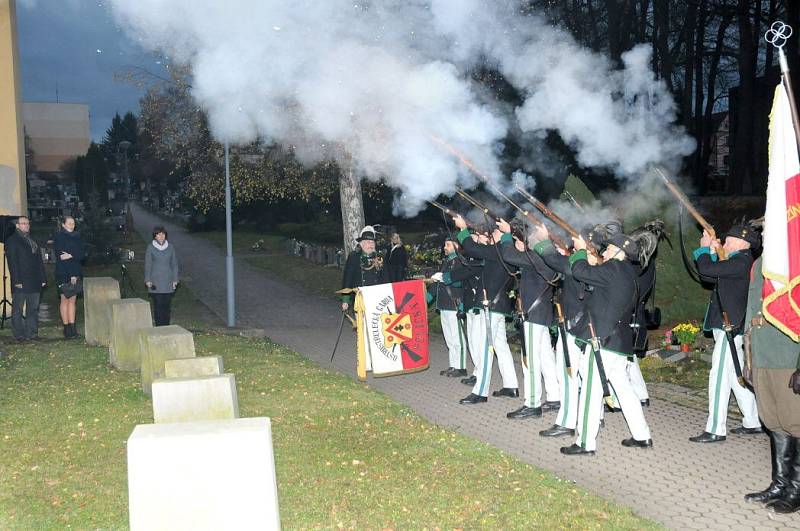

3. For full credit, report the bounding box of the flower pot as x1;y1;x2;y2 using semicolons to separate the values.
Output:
681;343;691;353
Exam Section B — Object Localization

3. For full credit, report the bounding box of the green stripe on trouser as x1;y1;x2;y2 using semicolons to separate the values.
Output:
458;320;466;369
525;322;537;407
709;330;727;435
580;348;596;448
556;333;574;427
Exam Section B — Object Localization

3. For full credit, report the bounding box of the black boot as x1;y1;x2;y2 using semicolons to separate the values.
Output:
63;324;70;338
768;436;800;514
745;431;794;504
69;323;80;338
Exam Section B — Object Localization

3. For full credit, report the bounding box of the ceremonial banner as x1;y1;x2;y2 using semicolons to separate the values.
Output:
762;83;800;341
354;280;429;380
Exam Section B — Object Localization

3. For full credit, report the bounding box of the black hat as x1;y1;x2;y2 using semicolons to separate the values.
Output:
723;224;761;248
605;233;639;261
356;225;377;242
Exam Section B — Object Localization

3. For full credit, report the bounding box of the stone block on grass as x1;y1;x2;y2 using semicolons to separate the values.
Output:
127;417;280;531
163;356;223;379
83;277;121;346
140;325;196;396
109;298;153;372
152;374;239;424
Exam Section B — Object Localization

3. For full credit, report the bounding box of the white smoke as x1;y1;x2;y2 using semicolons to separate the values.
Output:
107;0;695;216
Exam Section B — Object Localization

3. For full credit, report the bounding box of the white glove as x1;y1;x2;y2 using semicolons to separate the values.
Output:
431;272;444;282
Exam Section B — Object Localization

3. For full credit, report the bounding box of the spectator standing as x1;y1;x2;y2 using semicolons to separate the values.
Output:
54;216;85;339
144;226;179;326
5;216;46;341
386;232;408;282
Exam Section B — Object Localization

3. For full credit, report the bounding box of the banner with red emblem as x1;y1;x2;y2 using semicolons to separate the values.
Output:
354;280;429;380
762;83;800;341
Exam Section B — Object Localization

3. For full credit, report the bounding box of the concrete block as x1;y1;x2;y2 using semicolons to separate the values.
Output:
109;298;153;371
152;374;239;423
140;325;196;396
127;417;280;531
83;277;121;346
164;356;223;379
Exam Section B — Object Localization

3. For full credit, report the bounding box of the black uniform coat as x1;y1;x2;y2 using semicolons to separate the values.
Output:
341;249;388;304
457;229;515;315
448;256;483;312
500;241;556;326
633;258;656;351
534;240;590;339
429;253;468;312
569;249;639;354
5;231;47;293
694;248;753;331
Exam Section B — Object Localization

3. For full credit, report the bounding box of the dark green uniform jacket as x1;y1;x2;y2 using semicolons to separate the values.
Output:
428;252;465;312
457;229;515;315
694;247;753;331
569;249;639;355
341;249;387;304
534;240;591;340
500;241;556;326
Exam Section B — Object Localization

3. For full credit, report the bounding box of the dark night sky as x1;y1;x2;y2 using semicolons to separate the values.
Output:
16;0;168;141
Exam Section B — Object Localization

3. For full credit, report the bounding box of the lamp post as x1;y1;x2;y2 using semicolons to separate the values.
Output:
224;140;235;327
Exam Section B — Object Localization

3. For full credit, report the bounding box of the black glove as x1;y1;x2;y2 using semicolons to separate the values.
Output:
789;369;800;395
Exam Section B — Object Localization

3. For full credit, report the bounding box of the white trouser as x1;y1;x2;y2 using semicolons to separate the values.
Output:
469;310;518;397
704;329;759;436
607;355;650;407
629;356;649;400
440;310;468;370
522;322;560;407
575;346;652;452
465;312;482;375
554;331;582;428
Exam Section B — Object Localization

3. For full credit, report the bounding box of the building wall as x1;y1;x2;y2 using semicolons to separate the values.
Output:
23;101;90;173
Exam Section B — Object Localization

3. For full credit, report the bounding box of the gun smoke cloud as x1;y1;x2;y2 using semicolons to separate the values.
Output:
107;0;695;217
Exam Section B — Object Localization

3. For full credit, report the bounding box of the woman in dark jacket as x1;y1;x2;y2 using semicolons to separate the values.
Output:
145;225;179;326
54;216;85;338
386;233;408;282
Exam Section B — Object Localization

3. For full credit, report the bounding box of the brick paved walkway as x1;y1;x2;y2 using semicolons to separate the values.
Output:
131;204;800;529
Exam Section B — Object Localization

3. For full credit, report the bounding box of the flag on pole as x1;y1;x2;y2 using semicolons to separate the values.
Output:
354;280;429;380
762;83;800;341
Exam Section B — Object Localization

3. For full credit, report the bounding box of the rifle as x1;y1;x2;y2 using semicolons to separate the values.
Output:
652;166;727;260
427;200;486;234
554;300;573;377
455;189;526;242
515;185;603;263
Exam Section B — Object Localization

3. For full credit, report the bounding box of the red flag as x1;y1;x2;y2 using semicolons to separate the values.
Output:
762;83;800;341
355;280;429;379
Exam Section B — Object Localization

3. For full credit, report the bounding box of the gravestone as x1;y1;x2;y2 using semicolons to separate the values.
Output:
83;277;121;346
109;299;153;371
151;374;239;423
164;356;223;379
140;325;196;396
127;417;280;530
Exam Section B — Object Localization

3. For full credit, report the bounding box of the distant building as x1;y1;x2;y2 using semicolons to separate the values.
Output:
23;102;90;174
705;112;730;194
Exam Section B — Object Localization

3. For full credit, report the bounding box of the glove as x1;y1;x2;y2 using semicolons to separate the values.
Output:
431;272;443;282
789;369;800;395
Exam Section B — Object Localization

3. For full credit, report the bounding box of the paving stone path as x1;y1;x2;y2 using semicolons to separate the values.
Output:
131;204;800;529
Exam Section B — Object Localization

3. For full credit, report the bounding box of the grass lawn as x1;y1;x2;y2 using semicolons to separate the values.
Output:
0;270;657;530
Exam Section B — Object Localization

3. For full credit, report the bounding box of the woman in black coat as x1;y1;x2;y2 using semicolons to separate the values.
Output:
54;216;85;338
386;233;408;282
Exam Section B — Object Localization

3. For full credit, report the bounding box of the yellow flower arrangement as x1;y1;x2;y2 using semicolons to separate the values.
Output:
672;322;701;345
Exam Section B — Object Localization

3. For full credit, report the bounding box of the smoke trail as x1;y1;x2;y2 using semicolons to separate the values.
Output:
107;0;695;217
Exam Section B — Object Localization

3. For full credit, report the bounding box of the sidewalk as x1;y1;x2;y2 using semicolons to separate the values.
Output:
131;203;799;529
